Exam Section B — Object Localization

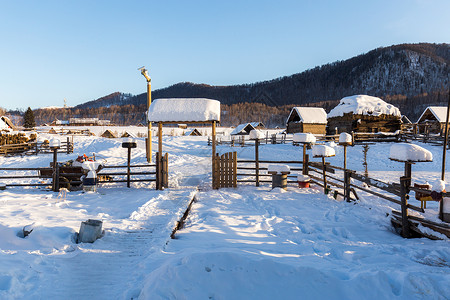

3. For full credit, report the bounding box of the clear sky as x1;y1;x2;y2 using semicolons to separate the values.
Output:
0;0;449;110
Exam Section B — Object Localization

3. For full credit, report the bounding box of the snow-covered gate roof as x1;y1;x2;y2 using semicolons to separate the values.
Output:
147;98;220;123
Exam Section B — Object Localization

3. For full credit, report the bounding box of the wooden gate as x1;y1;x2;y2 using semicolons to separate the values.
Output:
213;151;237;189
156;152;168;190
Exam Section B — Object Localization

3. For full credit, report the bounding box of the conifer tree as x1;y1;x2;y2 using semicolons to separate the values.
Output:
24;107;36;128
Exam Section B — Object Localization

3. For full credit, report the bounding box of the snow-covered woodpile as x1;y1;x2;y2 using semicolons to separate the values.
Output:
327;95;402;134
286;107;327;134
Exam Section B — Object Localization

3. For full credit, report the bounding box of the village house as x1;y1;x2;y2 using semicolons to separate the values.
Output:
230;123;256;135
326;95;402;134
416;106;448;134
286;107;327;134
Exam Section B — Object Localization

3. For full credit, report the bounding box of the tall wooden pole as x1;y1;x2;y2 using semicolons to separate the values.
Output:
212;121;217;189
440;90;450;220
146;81;152;163
255;139;260;187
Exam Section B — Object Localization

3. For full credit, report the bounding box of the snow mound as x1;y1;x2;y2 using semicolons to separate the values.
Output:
147;98;220;122
268;164;290;173
312;145;336;157
293;133;316;143
389;143;433;162
328;95;401;118
249;130;264;140
339;132;352;144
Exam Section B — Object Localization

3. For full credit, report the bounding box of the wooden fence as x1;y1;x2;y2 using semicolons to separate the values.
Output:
213;152;237;189
0;137;74;156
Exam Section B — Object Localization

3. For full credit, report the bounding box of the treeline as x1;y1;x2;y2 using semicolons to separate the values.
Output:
24;88;448;128
33;104;147;126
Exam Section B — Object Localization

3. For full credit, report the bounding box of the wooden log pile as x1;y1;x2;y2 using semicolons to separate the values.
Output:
0;132;31;146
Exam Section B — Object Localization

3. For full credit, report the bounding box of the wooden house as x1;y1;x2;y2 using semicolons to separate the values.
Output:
230;123;256;135
416;106;448;134
185;128;202;136
327;95;401;134
121;131;137;138
286;107;327;134
101;129;117;138
249;122;265;129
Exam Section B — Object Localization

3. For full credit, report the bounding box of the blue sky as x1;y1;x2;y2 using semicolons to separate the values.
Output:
0;0;449;110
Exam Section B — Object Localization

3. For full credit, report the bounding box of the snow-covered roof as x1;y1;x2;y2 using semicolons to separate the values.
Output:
147;98;220;123
287;107;327;124
230;123;256;135
389;143;432;162
327;95;401;118
0;117;9;130
417;106;448;123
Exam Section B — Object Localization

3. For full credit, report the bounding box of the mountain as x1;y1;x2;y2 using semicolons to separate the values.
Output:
127;43;448;107
31;43;449;126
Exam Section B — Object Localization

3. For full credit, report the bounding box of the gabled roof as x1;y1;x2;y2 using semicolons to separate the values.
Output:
185;128;202;136
287;107;327;124
417;106;448;123
230;123;256;135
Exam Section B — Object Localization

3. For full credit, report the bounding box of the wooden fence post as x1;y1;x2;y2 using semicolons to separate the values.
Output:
303;154;309;175
322;157;327;194
163;153;169;188
255;139;260;187
344;170;352;202
126;147;132;188
233;151;237;188
52;149;59;192
400;176;411;238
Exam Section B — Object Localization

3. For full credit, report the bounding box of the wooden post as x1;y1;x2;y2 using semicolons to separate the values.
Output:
158;122;163;156
163;153;168;188
440;90;450;220
343;145;347;170
302;143;307;166
52;149;59;192
66;137;70;154
404;161;412;191
400;176;411;238
127;147;131;188
344;170;351;202
255;139;260;187
322;156;327;194
212;121;217;189
233;151;237;188
303;154;309;175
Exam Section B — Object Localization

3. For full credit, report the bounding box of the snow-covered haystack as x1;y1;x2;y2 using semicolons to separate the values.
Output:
293;133;316;144
312;145;335;157
389;143;433;162
327;95;402;134
328;95;400;118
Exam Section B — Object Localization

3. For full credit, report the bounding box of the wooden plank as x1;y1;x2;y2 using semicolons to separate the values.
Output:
350;172;401;196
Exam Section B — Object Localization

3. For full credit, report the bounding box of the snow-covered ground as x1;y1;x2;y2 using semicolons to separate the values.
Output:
0;130;449;299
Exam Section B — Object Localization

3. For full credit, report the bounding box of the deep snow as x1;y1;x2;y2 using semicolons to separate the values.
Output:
0;127;449;299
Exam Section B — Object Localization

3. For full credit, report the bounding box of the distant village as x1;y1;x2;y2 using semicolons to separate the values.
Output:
0;95;449;145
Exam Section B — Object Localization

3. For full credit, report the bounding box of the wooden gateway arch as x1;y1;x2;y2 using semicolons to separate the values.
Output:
147;98;221;189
